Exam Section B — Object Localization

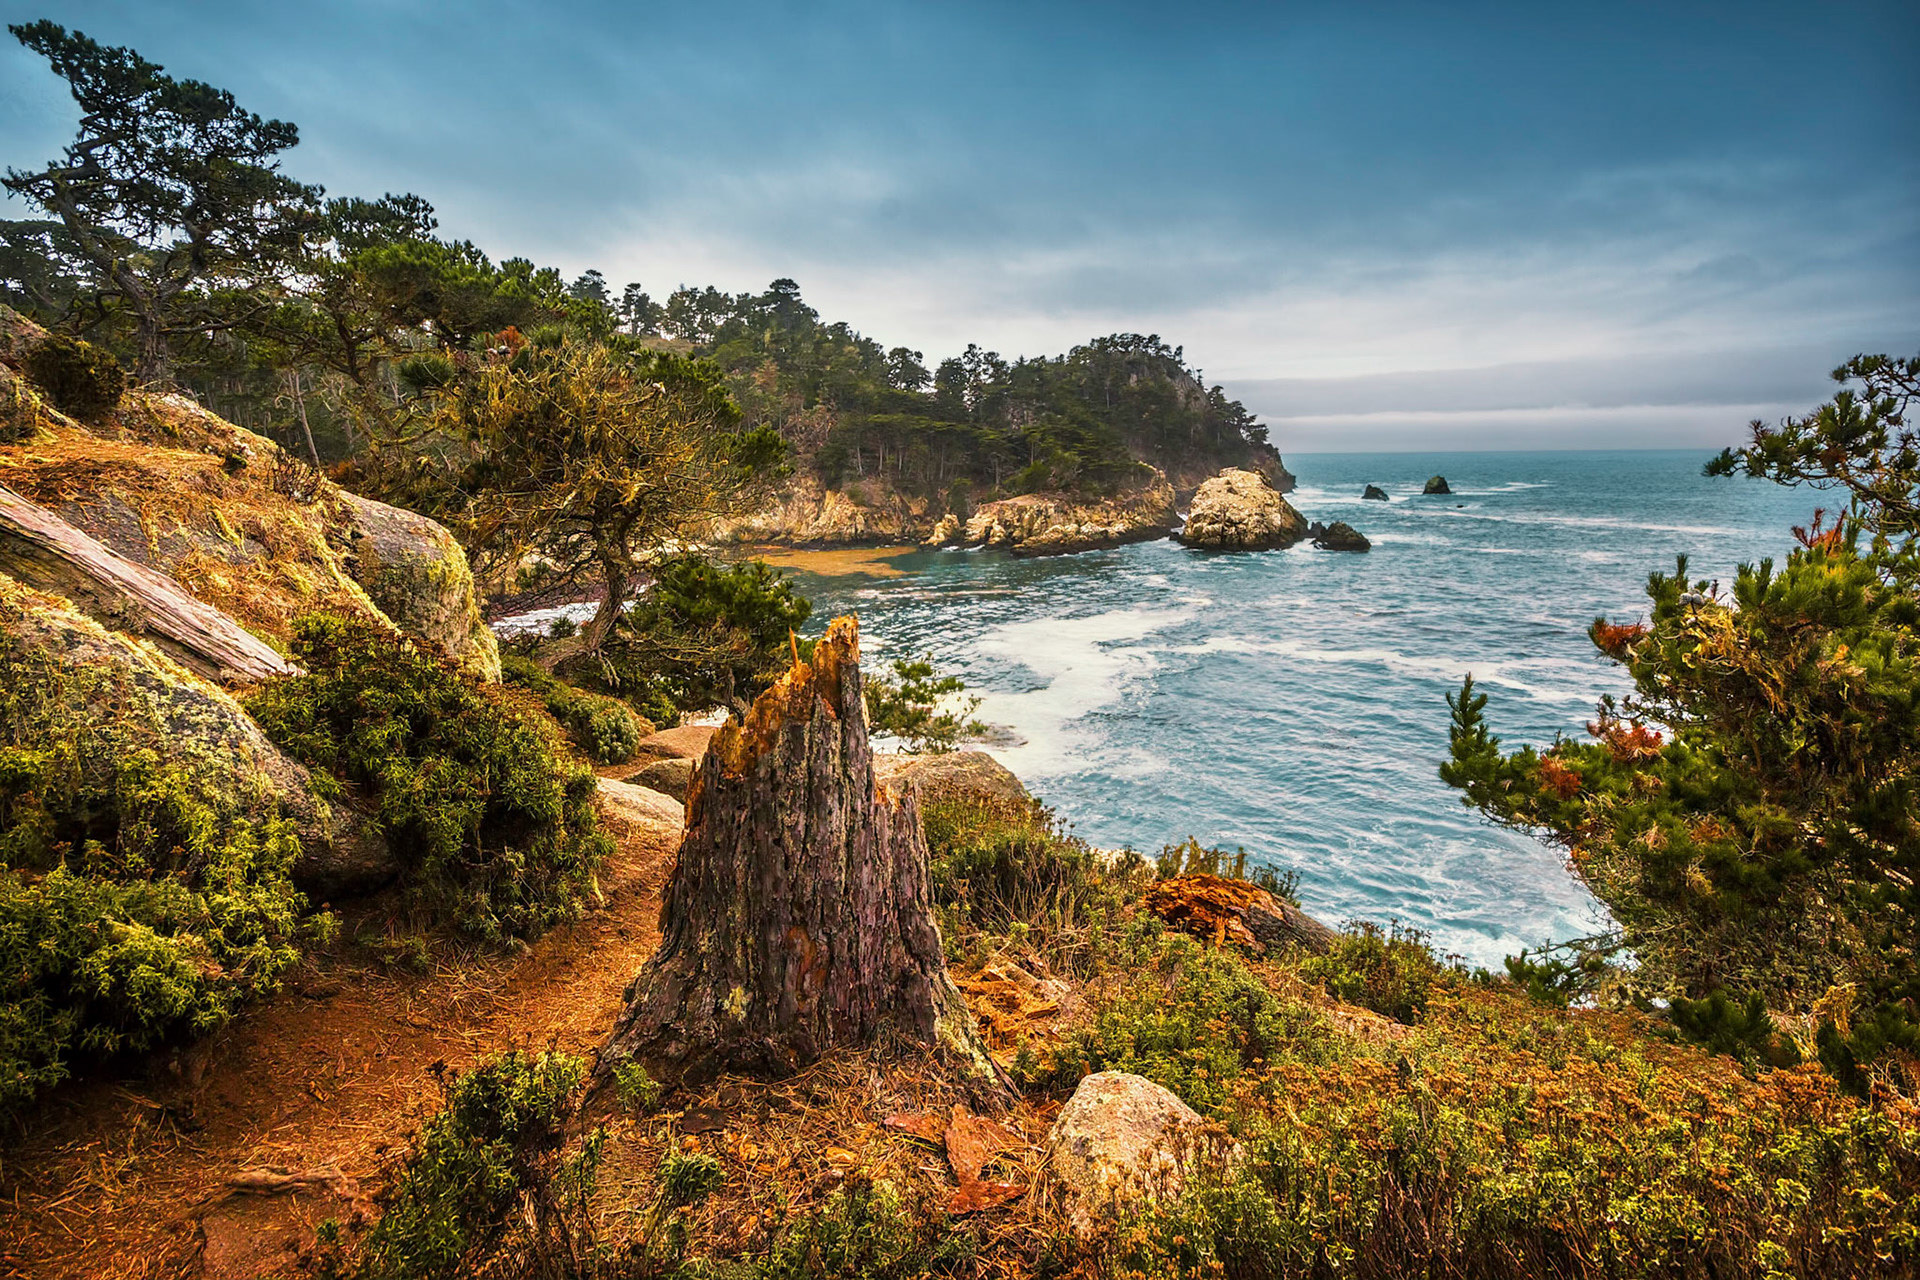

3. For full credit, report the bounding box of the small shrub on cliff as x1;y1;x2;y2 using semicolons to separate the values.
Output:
247;615;610;941
1299;920;1448;1024
500;653;650;764
22;333;124;422
0;631;314;1110
864;654;983;753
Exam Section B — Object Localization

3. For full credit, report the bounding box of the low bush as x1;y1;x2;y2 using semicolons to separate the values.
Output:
1300;920;1448;1024
755;1175;976;1280
500;653;651;764
247;614;611;941
22;333;124;422
0;631;315;1110
345;1050;586;1280
863;654;983;753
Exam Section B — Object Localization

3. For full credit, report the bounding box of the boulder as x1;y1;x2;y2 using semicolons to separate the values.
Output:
0;575;394;898
1176;468;1307;552
335;491;500;682
1313;521;1371;552
1423;475;1451;495
1362;484;1389;501
626;755;694;802
594;775;686;830
874;749;1032;809
628;723;719;765
1046;1071;1239;1235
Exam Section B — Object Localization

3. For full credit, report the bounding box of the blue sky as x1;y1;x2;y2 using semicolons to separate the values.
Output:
3;1;1915;449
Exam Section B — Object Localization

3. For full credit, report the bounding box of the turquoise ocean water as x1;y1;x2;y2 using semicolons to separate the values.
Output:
788;451;1819;966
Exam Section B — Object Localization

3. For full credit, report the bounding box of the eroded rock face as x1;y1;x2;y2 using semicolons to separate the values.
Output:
0;575;394;898
335;491;500;682
714;475;933;547
1046;1071;1239;1235
958;472;1176;557
1176;468;1307;552
594;775;686;830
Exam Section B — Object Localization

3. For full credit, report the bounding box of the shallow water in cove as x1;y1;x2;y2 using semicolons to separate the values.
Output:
784;450;1817;966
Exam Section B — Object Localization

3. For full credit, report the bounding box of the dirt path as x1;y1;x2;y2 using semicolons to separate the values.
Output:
0;802;682;1280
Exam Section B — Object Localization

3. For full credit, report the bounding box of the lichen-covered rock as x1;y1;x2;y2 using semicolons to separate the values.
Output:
1313;520;1371;552
1046;1071;1240;1235
1424;475;1452;495
626;755;694;802
1176;468;1307;551
959;471;1176;557
874;749;1031;810
335;490;500;681
594;775;686;831
0;575;393;898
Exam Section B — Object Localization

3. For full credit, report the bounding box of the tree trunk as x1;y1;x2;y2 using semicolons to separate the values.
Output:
600;616;1002;1091
581;555;628;653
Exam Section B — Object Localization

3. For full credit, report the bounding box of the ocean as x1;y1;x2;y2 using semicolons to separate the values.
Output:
781;450;1820;967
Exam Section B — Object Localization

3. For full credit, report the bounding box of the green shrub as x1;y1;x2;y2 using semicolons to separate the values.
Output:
612;1058;663;1111
1300;921;1447;1024
350;1050;584;1280
500;653;650;764
22;333;124;422
604;554;811;719
0;633;314;1110
247;615;611;941
1033;921;1328;1113
755;1175;975;1280
863;654;982;753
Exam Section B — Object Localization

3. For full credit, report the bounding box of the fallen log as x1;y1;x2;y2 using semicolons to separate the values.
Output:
0;482;293;685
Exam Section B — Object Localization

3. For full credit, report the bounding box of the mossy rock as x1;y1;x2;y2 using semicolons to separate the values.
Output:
335;491;500;682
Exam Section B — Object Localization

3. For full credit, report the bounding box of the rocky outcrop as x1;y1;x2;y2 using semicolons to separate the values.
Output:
1176;468;1307;552
714;475;935;547
1145;873;1337;953
874;749;1032;810
594;775;686;830
0;575;394;898
629;724;719;765
941;470;1177;557
1424;475;1452;495
626;755;694;802
1046;1071;1239;1235
1309;520;1371;552
336;491;500;682
1362;484;1389;501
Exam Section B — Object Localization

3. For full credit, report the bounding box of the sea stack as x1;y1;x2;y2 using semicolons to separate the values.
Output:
1313;521;1371;552
1362;484;1389;501
1177;468;1308;551
1423;475;1452;495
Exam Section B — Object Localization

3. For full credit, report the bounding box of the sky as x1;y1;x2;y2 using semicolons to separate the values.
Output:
2;1;1915;451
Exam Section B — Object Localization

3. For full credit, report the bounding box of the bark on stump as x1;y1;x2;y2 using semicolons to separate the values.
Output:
600;615;1000;1090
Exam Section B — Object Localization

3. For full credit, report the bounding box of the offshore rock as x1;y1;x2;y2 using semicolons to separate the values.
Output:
1424;475;1452;495
1046;1071;1240;1236
1176;468;1307;551
1313;520;1371;552
1362;484;1390;501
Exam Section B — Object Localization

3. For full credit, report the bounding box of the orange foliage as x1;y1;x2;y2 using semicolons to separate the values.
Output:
1588;715;1665;762
1591;619;1649;656
1538;757;1583;799
1793;507;1845;553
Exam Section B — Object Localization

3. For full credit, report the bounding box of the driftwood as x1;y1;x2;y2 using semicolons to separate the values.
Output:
0;482;293;685
600;616;1003;1092
1145;873;1338;954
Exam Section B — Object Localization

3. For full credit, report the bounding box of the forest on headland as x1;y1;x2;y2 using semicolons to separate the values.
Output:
0;19;1917;1280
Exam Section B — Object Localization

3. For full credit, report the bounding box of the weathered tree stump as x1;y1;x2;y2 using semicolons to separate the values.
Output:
600;616;1001;1090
